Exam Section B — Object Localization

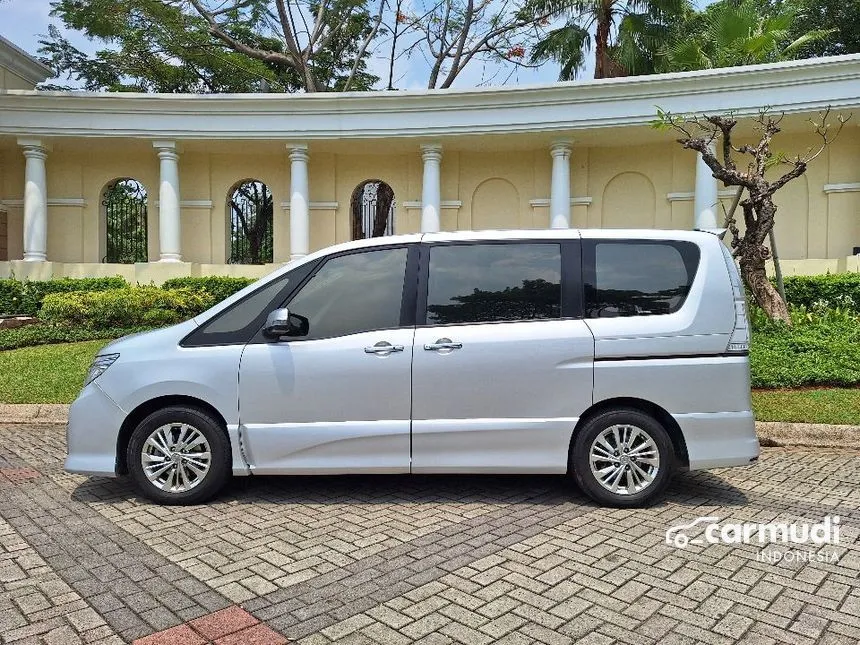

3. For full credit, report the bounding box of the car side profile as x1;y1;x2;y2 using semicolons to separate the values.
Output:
65;228;759;507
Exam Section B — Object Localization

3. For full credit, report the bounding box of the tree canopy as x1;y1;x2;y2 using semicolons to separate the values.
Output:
657;0;835;72
528;0;690;79
40;0;558;92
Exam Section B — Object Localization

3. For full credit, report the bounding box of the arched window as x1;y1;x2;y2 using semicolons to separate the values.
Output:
102;179;148;263
351;180;395;240
228;180;273;264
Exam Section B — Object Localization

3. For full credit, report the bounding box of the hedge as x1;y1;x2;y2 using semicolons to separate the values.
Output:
750;308;860;388
161;276;255;303
0;277;128;316
782;273;860;313
40;287;216;329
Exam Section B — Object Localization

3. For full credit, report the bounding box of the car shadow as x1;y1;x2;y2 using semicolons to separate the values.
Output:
69;469;748;509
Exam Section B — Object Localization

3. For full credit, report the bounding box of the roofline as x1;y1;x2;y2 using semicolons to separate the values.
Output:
0;35;52;86
0;54;858;140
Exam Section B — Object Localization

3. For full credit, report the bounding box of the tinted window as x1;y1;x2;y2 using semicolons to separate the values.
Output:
286;247;408;340
426;243;562;325
584;241;699;318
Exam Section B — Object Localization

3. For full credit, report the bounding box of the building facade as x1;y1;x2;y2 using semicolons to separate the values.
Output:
1;35;859;283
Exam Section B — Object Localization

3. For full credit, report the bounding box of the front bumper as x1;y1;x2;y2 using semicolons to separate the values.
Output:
65;382;126;477
674;410;760;470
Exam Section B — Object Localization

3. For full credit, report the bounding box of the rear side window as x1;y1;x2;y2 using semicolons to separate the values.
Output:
426;243;562;325
583;240;699;318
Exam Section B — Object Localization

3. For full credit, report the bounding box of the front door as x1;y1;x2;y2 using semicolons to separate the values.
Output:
239;245;416;474
411;241;594;473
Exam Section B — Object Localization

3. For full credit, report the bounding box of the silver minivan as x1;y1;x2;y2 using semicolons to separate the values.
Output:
65;229;759;507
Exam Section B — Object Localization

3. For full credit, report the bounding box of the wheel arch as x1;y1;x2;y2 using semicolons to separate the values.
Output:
568;397;689;471
116;395;229;475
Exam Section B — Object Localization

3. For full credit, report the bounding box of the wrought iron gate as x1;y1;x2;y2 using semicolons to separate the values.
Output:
103;179;148;263
0;210;7;261
359;181;394;239
229;180;273;264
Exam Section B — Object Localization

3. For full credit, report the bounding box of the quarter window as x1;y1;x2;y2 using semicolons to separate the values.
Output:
584;241;699;318
287;247;408;340
183;268;305;347
426;243;562;325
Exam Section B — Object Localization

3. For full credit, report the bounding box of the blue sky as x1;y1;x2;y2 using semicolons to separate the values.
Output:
0;0;712;90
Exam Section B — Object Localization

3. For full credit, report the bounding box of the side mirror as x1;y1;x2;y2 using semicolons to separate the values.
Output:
262;308;309;339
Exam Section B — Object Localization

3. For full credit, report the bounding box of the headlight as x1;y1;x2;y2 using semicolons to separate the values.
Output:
83;353;120;387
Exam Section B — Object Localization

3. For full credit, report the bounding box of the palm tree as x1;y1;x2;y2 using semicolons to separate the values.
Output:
528;0;690;79
658;0;833;72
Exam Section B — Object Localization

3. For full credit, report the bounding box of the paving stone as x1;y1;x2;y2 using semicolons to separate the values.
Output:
2;427;860;645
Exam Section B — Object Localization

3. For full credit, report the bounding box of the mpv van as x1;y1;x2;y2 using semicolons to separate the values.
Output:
66;229;759;507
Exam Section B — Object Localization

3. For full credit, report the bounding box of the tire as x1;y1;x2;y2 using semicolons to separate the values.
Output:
127;405;231;505
570;408;674;508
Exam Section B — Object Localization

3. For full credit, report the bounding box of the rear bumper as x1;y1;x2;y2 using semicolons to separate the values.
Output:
674;410;759;470
65;383;126;477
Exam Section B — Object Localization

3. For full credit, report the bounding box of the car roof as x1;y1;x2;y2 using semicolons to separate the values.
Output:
321;228;713;251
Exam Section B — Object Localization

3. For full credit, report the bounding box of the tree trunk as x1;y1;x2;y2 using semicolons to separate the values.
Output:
594;20;610;78
739;249;790;324
593;1;612;79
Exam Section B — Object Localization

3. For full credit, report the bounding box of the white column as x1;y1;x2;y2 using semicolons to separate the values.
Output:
18;138;48;261
694;143;719;230
288;143;310;260
153;141;181;261
549;141;572;229
420;144;442;233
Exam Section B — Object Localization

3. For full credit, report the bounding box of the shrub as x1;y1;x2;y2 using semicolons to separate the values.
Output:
161;276;255;303
0;324;152;351
782;273;860;313
750;312;860;388
0;280;24;316
0;277;128;316
40;287;216;329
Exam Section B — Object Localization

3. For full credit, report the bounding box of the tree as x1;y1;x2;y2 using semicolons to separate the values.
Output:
779;0;860;58
657;0;833;72
407;0;555;89
42;0;378;92
41;0;557;92
654;107;850;323
527;0;689;80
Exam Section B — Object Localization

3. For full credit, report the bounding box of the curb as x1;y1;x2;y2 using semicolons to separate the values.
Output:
0;404;70;424
755;421;860;449
1;405;858;449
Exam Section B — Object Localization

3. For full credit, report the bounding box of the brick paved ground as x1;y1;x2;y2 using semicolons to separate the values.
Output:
1;424;859;644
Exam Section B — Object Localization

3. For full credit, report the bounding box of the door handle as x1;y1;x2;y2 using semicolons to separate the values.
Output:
424;338;463;351
364;341;404;355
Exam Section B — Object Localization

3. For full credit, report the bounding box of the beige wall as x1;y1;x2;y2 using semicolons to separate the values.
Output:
0;127;857;272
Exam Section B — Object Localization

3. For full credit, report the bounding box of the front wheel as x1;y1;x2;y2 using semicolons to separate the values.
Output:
571;409;674;507
127;406;231;505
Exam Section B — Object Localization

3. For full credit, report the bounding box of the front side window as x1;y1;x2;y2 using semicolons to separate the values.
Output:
286;247;408;340
584;240;699;318
184;268;305;346
426;243;562;325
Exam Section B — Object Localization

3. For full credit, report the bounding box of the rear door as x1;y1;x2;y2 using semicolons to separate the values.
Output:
410;239;594;473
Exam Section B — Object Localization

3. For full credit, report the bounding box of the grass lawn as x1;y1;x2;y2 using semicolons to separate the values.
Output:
752;387;860;426
0;340;109;404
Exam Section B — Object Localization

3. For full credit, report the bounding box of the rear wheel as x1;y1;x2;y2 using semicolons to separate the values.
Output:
127;406;231;505
571;409;673;507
